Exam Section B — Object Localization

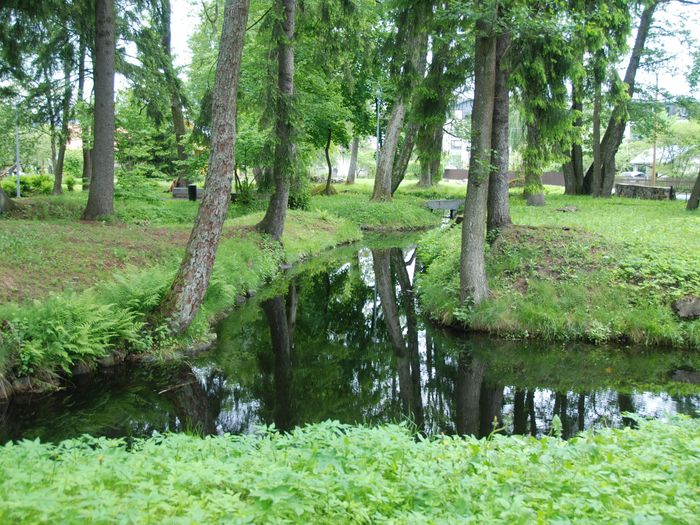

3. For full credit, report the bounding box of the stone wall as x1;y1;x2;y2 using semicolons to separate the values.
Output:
614;183;674;200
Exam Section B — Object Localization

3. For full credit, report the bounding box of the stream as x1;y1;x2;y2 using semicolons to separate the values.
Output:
1;237;698;443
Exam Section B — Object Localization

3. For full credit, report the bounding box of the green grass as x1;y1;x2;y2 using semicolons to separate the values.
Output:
0;418;697;523
310;182;442;230
417;191;700;349
0;192;362;383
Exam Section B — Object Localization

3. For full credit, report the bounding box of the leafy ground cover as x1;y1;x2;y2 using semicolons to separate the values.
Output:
0;418;697;523
417;190;700;349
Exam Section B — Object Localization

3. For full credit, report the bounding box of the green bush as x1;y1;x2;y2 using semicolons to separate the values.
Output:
1;175;53;196
62;150;82;180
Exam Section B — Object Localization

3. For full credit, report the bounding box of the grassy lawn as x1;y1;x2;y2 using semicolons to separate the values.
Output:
418;189;700;349
0;418;697;523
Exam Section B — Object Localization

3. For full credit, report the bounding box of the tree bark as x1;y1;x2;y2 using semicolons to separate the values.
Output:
372;100;405;200
323;127;333;195
583;1;658;196
372;9;429;201
591;76;603;197
523;122;545;206
77;38;92;192
687;169;700;211
390;119;420;194
83;0;116;220
487;32;511;232
257;0;296;241
158;0;189;187
346;135;358;184
53;61;73;195
563;79;584;195
418;123;443;187
158;0;250;334
460;19;496;306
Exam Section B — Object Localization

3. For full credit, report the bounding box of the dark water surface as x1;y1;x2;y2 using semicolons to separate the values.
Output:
2;238;699;444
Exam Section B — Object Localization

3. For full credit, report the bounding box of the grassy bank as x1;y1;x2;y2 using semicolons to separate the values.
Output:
311;180;442;231
417;191;700;349
0;417;697;523
0;210;361;389
0;181;441;392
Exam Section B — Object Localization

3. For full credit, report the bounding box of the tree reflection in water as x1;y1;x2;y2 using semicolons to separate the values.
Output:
2;242;698;443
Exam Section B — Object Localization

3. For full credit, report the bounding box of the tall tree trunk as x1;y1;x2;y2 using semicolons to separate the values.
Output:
389;31;429;196
158;0;189;187
53;62;73;195
77;38;92;192
418;123;443;187
372;8;429;201
583;1;658;196
563;79;584;195
83;0;116;220
323;127;333;195
372;100;405;200
460;18;496;306
487;32;511;232
346;135;358;184
158;0;250;334
591;76;603;197
687;169;700;211
390;119;419;194
257;0;296;241
523;122;545;206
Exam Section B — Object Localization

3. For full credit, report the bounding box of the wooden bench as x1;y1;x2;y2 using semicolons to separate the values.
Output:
425;199;464;218
615;183;675;200
172;186;241;202
172;186;204;200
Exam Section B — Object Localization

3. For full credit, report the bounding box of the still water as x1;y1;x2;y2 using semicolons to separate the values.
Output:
1;239;698;443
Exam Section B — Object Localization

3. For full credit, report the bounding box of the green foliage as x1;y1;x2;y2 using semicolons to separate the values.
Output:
61;149;82;180
0;296;143;376
0;418;698;523
1;174;52;196
114;91;180;180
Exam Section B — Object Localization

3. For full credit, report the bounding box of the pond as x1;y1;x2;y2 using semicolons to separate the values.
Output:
1;237;698;444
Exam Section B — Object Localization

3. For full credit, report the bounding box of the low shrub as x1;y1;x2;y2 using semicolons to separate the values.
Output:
1;175;53;196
